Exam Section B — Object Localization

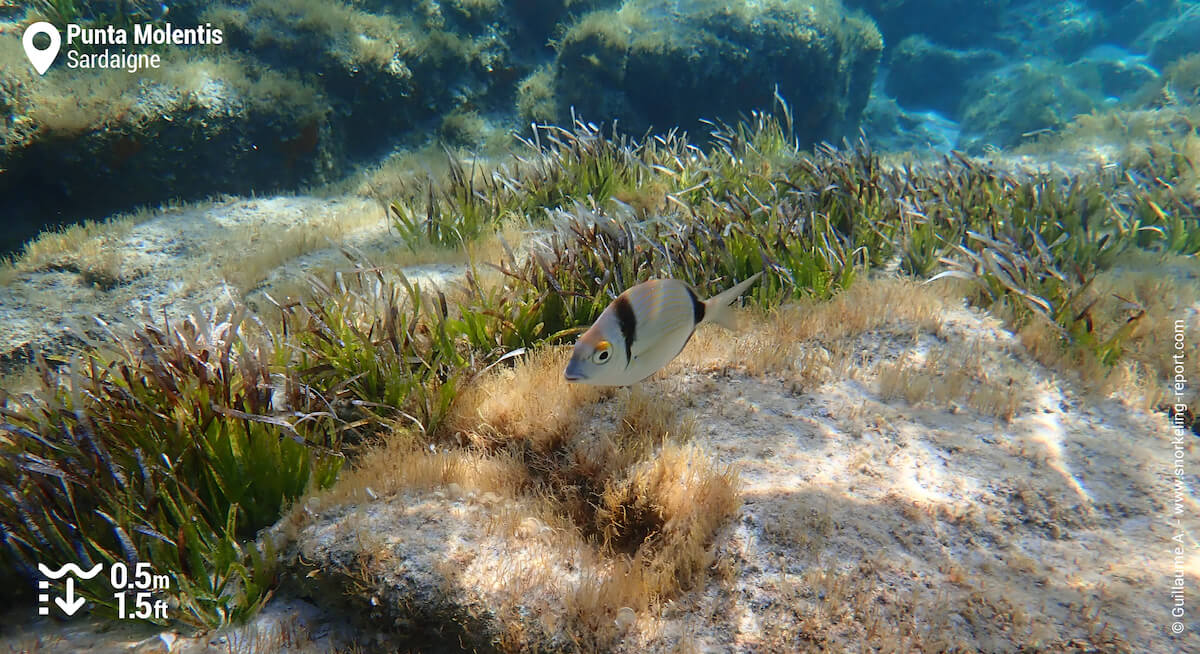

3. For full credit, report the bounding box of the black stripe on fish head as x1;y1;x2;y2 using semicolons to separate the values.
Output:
686;285;705;325
613;294;637;368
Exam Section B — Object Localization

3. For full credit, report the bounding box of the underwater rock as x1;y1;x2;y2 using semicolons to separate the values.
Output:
997;0;1104;60
1085;0;1178;49
843;0;1011;52
509;0;619;55
957;59;1096;153
845;0;1179;65
269;288;1192;652
886;36;1005;118
516;63;557;124
860;91;959;153
1068;46;1160;101
206;0;514;161
546;0;882;145
0;0;528;251
0;33;338;255
276;493;572;652
1158;52;1200;104
1138;7;1200;70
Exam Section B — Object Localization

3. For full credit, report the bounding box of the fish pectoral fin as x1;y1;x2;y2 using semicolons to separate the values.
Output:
628;319;697;364
627;329;672;361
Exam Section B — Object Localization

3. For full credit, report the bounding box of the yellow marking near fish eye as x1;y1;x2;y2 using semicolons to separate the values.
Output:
592;340;612;364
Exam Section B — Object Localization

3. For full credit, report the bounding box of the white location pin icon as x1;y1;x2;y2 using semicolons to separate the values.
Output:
22;21;62;76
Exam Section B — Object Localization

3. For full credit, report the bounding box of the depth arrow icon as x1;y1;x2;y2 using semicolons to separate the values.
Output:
55;577;86;616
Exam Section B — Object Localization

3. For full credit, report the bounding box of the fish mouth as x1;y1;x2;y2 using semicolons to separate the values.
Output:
564;373;582;382
564;360;585;382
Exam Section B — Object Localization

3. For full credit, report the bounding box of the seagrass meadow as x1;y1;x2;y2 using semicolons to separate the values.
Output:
2;103;1199;651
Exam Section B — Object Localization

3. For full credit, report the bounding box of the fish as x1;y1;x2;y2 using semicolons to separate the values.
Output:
564;272;763;386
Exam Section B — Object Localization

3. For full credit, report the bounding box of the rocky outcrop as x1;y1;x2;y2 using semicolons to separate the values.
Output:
998;0;1104;60
857;0;1189;152
542;0;882;144
0;29;337;254
957;60;1097;153
886;36;1005;118
860;92;959;152
1;0;520;255
1069;46;1160;101
206;0;515;160
270;291;1191;652
844;0;1011;51
1138;6;1200;70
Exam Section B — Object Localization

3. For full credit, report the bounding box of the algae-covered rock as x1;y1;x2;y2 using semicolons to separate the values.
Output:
1086;0;1177;50
1161;51;1200;103
1138;7;1200;70
0;33;336;254
509;0;618;52
1068;46;1160;101
276;493;575;651
860;92;959;152
205;0;514;159
998;0;1104;60
1131;51;1200;107
546;0;882;144
1;0;523;252
886;36;1005;118
844;0;1010;51
516;63;558;124
957;60;1097;153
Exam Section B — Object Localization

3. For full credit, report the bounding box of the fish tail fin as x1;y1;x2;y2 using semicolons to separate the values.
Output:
702;272;762;330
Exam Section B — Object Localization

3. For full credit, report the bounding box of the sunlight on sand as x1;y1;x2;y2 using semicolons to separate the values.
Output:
1020;395;1094;506
896;438;981;509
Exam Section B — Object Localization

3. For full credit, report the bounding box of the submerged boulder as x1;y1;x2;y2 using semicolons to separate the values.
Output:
843;0;1010;52
0;31;337;255
543;0;882;145
860;92;959;153
1;0;516;253
1087;0;1177;51
886;36;1005;118
996;0;1104;61
1067;46;1160;101
957;60;1096;153
1137;8;1200;70
204;0;515;160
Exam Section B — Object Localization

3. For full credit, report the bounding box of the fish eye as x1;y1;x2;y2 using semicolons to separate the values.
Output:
592;341;611;364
